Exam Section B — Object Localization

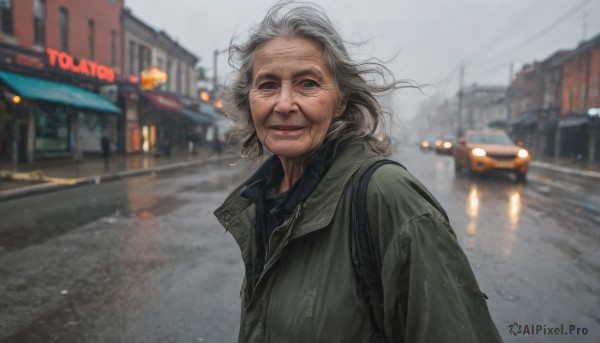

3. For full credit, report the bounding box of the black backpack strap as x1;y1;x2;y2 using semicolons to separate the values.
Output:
352;158;406;343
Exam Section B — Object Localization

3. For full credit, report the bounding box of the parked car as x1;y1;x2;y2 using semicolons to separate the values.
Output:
454;130;530;182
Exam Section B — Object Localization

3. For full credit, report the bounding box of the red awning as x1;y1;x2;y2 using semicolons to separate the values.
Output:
141;92;182;112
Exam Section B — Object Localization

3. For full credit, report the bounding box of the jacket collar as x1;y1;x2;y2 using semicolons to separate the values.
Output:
290;142;377;238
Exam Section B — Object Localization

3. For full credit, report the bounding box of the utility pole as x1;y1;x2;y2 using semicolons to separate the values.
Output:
506;62;514;122
212;49;219;95
212;48;229;97
457;64;464;136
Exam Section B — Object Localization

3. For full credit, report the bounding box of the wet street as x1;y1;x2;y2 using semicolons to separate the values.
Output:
1;148;599;343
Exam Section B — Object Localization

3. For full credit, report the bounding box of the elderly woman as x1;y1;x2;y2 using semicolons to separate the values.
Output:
214;2;502;342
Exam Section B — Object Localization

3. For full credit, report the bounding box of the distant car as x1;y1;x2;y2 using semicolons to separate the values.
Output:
374;134;392;156
454;130;530;182
434;136;454;155
420;138;435;152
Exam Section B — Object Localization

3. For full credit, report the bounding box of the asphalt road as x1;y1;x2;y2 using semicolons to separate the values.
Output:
1;147;599;343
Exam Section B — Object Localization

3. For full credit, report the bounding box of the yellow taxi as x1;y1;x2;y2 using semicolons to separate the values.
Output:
454;130;530;182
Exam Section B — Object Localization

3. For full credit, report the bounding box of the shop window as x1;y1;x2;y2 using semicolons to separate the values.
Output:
1;0;13;36
33;0;45;45
35;105;70;152
77;111;102;151
59;7;69;52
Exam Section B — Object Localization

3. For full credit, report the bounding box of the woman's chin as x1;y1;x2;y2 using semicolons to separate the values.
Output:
267;144;315;160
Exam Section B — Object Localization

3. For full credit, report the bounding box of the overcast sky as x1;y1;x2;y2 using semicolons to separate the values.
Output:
125;0;600;120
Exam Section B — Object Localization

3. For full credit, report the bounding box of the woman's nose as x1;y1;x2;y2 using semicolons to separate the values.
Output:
274;84;297;114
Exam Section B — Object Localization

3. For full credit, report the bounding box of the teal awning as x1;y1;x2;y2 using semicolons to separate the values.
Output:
0;70;120;113
182;108;215;125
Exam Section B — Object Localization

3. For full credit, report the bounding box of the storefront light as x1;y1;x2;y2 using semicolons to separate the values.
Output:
142;126;150;152
12;95;21;104
199;91;210;102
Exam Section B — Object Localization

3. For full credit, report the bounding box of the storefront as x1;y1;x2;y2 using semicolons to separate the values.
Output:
138;91;182;155
0;70;120;163
0;43;121;164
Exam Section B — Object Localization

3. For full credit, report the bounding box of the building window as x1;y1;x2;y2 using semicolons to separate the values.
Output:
137;46;151;73
176;61;182;94
59;7;69;52
166;59;172;91
33;0;45;45
88;19;95;59
157;57;163;70
128;40;136;74
185;65;190;96
111;30;116;67
137;46;145;73
1;0;13;35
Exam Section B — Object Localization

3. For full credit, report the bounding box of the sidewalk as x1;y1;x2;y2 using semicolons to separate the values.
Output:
1;149;599;202
530;157;600;180
0;146;231;201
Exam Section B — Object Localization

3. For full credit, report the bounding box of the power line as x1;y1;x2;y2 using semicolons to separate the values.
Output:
479;0;591;65
473;0;544;61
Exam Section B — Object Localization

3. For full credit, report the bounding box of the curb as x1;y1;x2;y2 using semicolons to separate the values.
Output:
530;161;600;180
0;155;235;202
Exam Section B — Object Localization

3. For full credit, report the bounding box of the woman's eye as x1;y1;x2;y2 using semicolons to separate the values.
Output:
300;80;318;88
258;82;277;90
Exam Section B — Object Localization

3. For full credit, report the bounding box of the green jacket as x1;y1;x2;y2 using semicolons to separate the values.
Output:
214;142;502;343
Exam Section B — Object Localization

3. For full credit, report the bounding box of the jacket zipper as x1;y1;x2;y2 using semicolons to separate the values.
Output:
251;205;302;342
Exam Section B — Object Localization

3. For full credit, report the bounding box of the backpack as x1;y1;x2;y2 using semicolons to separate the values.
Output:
351;158;405;343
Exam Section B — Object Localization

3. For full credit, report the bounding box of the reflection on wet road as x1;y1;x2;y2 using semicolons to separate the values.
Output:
399;147;600;343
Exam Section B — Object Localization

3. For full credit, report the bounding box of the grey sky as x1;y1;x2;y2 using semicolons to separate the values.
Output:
125;0;600;119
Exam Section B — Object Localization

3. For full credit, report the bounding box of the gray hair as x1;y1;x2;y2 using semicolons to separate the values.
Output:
225;1;416;159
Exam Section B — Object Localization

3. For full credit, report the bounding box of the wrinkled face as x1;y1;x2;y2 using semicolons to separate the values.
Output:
249;36;346;161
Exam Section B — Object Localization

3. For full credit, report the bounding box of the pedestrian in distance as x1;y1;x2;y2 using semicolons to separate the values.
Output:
211;138;223;157
100;130;110;168
214;2;503;342
186;130;196;155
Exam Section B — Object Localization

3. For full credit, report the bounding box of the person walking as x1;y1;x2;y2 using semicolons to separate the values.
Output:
211;138;223;157
100;131;110;168
214;2;502;342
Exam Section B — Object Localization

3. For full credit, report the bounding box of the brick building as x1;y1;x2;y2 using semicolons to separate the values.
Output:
0;0;123;164
508;51;569;158
555;34;600;161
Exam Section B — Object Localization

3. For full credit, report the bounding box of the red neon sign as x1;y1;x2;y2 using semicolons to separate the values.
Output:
47;48;115;83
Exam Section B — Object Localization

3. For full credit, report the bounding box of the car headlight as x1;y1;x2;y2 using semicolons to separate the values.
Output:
443;142;452;149
518;149;529;158
471;148;486;157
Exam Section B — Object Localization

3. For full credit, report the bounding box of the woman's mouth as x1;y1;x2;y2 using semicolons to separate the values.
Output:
271;126;304;132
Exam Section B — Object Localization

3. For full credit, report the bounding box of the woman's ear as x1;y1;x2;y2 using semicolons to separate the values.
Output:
335;97;347;117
